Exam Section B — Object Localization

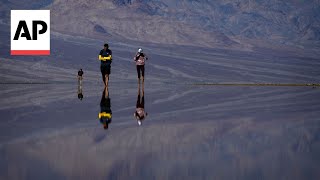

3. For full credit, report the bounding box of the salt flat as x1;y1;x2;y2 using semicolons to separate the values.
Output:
0;30;320;179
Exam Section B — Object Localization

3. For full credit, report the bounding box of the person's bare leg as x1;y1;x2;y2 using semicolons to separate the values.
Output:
105;75;109;87
137;65;140;84
142;81;144;96
104;86;109;98
78;84;81;95
79;77;83;86
141;65;145;83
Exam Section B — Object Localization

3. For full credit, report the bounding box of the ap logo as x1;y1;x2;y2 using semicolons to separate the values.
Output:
11;10;50;55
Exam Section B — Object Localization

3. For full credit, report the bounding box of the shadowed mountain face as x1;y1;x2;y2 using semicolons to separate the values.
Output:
1;0;320;49
39;0;320;49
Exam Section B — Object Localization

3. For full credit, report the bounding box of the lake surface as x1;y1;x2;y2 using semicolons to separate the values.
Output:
0;83;319;180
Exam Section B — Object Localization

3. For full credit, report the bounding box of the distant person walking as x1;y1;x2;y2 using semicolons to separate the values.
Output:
134;48;148;83
77;69;84;100
99;43;112;87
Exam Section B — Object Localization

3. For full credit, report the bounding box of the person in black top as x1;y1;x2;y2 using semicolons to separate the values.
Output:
99;44;112;87
78;69;83;77
99;87;112;129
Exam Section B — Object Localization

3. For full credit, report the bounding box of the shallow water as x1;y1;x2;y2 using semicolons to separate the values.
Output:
0;84;319;180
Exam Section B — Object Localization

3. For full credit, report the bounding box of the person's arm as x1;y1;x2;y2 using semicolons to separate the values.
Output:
99;50;103;60
101;55;112;60
99;55;112;61
107;50;112;60
98;50;112;61
134;53;139;61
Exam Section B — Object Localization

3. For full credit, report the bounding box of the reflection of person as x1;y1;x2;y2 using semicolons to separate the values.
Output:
99;43;112;87
134;82;147;126
99;87;112;129
78;69;83;86
77;84;83;100
133;48;148;83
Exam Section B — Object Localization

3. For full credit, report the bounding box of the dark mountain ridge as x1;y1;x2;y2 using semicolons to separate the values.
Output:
1;0;320;50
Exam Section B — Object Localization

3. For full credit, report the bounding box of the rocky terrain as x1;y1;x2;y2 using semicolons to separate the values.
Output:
1;0;320;49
